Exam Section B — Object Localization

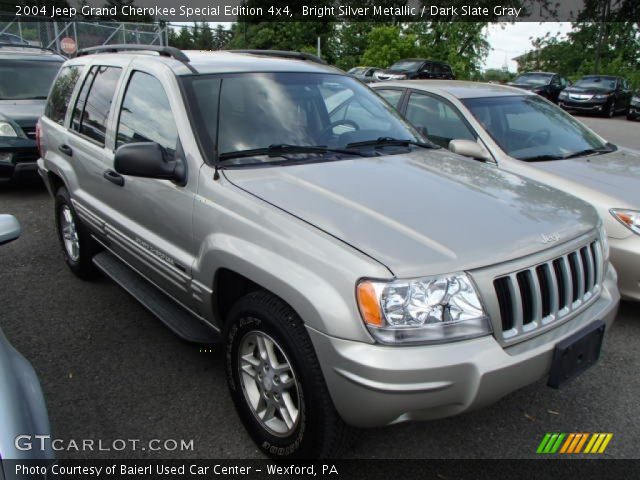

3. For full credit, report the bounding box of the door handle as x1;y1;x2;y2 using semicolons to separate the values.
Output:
103;170;125;187
58;144;73;156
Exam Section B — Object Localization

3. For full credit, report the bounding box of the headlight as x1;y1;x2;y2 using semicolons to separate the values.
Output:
594;93;610;100
631;96;640;106
559;91;568;99
610;209;640;236
356;273;491;345
392;74;407;80
0;121;18;137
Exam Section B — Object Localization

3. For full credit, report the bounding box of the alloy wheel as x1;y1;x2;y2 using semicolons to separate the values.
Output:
238;329;301;437
60;204;80;261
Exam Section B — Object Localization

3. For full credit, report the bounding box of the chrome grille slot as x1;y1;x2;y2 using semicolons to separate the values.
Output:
495;240;603;341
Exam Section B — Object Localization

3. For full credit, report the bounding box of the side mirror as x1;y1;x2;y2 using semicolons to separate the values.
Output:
448;139;491;162
114;142;186;185
0;214;21;246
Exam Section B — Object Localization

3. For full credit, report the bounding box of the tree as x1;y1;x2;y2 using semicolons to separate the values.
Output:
213;24;232;50
168;25;193;49
194;22;215;50
360;25;422;67
528;1;640;86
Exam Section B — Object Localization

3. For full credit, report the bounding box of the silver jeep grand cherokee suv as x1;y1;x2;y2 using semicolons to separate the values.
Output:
37;46;619;458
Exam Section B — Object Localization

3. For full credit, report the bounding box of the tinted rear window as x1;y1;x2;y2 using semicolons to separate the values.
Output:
71;65;122;145
45;65;83;125
0;60;62;100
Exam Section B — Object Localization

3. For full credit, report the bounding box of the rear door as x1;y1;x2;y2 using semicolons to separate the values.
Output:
64;62;124;223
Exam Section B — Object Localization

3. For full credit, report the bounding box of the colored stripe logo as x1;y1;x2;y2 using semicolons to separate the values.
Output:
537;433;613;454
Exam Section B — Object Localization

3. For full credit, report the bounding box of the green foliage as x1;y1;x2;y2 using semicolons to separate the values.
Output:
167;23;232;51
525;1;640;87
360;25;421;68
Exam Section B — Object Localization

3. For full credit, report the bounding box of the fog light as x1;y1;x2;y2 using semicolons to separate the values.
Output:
0;152;12;162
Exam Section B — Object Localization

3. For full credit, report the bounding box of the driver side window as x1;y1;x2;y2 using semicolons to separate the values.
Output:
116;71;178;157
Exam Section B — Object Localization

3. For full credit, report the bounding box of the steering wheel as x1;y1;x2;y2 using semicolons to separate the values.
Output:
523;129;550;147
318;119;360;141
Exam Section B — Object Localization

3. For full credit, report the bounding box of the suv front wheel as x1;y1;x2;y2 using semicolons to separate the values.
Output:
225;290;352;458
55;186;98;279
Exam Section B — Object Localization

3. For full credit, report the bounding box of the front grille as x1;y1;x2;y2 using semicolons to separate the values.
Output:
493;240;603;340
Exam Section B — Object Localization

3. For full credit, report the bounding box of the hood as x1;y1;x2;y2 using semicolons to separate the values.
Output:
528;148;640;208
0;99;46;130
508;83;538;91
224;150;598;278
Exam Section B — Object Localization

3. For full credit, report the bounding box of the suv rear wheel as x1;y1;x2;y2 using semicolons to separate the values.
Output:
225;290;352;458
55;186;98;279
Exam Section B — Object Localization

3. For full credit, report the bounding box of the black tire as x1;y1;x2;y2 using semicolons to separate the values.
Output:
605;101;616;118
627;113;637;121
54;186;98;279
225;290;352;459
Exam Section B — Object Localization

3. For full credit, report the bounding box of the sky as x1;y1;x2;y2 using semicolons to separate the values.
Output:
484;22;573;71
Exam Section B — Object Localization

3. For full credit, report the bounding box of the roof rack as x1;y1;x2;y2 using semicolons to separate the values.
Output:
0;43;58;54
227;50;327;65
76;44;197;73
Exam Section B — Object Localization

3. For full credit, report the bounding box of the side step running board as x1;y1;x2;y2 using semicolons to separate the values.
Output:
92;251;220;344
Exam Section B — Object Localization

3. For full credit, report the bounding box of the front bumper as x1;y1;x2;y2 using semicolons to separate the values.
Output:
628;106;639;118
0;138;39;183
309;267;619;428
610;235;640;301
558;98;607;112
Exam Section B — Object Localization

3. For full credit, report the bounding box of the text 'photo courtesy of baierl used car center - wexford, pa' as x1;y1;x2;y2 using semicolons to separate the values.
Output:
1;1;640;479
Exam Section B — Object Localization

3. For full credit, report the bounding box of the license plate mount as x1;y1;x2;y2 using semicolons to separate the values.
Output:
548;320;605;389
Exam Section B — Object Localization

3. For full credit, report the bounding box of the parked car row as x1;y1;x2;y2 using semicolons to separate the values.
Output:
1;45;637;460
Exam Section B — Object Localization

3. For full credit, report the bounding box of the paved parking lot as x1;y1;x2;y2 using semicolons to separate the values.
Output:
0;114;638;459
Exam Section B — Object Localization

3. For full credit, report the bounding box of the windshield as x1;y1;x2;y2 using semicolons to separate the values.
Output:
388;60;422;72
0;60;62;100
512;73;552;86
462;95;609;161
574;77;617;90
185;72;422;165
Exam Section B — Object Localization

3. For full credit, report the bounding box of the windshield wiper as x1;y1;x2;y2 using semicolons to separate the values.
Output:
519;154;565;162
346;137;436;150
218;144;366;162
562;147;613;159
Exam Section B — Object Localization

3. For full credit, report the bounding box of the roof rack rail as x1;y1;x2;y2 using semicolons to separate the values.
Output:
0;43;58;54
76;44;197;73
76;44;188;62
227;50;327;65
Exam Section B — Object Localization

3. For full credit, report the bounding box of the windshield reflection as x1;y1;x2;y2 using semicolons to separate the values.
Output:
462;95;608;161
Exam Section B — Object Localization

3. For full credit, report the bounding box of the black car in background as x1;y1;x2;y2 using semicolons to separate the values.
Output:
559;75;633;117
347;66;381;83
627;90;640;121
374;59;454;81
0;44;64;184
507;71;569;103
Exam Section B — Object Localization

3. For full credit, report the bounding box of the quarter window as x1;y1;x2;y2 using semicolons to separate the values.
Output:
45;65;82;125
116;72;178;156
71;65;122;145
405;92;475;148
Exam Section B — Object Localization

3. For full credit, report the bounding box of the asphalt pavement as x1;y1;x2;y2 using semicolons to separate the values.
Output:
0;114;638;459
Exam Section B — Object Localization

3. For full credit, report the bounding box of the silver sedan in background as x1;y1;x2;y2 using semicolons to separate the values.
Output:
373;81;640;301
0;214;53;465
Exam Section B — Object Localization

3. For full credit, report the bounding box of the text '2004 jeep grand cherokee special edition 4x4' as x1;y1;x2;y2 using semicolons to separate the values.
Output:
38;46;619;458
